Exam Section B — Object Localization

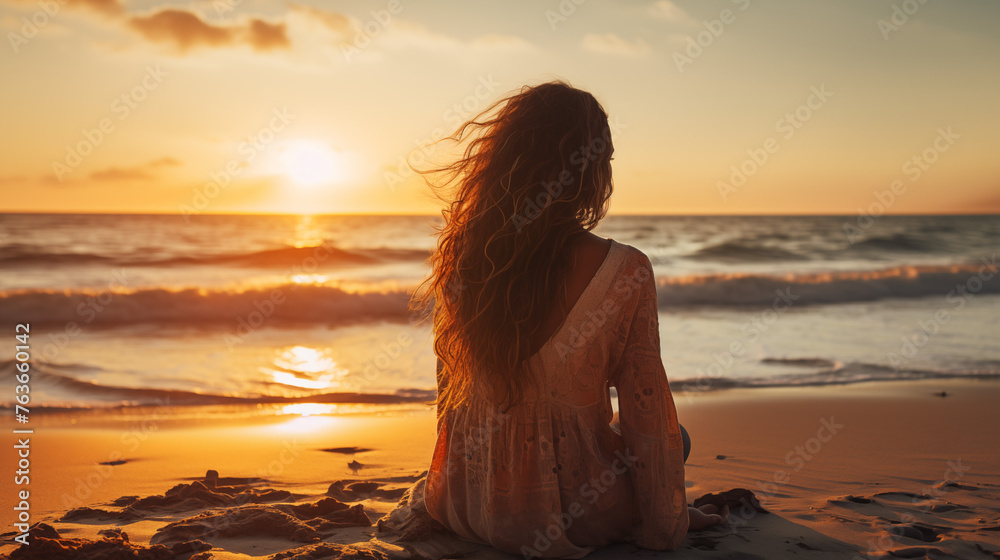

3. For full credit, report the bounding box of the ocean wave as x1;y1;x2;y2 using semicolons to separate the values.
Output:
0;284;414;327
686;241;808;262
669;360;1000;392
0;243;116;266
656;263;999;307
760;357;842;369
0;244;429;268
3;263;997;327
0;359;436;409
846;233;931;253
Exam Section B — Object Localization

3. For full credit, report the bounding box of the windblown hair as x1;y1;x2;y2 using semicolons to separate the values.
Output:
412;81;615;412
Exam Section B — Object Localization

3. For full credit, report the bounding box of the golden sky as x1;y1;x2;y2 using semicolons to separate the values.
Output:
1;0;998;215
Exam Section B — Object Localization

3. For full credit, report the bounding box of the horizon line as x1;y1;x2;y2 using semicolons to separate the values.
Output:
2;210;999;218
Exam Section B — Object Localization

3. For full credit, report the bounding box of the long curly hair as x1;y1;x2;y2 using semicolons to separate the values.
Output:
412;81;615;412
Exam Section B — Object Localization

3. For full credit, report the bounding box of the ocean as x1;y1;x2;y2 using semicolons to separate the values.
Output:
1;213;998;412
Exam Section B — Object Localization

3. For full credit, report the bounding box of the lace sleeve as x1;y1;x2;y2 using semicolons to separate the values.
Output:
611;251;689;550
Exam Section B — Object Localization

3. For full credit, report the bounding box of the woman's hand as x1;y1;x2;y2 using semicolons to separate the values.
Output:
688;504;729;531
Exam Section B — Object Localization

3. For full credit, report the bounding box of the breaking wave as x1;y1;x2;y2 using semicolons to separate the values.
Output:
669;359;1000;392
656;263;998;307
0;244;428;268
0;284;414;327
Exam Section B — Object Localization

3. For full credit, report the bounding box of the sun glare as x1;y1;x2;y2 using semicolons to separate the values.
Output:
263;346;348;390
281;403;339;416
278;140;342;188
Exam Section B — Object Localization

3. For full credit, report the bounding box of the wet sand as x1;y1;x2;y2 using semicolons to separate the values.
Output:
2;379;999;559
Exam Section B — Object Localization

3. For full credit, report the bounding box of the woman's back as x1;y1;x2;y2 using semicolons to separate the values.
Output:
423;239;689;557
527;232;612;357
394;81;691;557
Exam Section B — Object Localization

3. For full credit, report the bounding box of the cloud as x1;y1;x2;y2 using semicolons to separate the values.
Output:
648;0;697;26
4;0;290;52
245;18;290;50
289;3;351;36
1;0;526;57
287;4;532;56
88;157;180;181
3;0;123;16
582;33;651;56
128;10;231;49
72;0;124;17
127;9;289;52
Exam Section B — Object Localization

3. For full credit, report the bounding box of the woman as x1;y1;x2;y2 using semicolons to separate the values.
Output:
387;81;726;558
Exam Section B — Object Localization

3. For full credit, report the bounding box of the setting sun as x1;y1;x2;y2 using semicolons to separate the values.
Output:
278;140;343;189
3;2;1000;558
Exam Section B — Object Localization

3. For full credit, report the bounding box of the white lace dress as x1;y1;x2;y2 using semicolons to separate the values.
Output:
381;240;689;558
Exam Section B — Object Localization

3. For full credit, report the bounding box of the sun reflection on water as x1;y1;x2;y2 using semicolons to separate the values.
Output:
290;273;329;284
262;346;348;390
269;403;342;433
288;215;325;248
282;403;339;416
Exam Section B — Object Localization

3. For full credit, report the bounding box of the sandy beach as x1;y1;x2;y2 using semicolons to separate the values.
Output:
5;0;1000;556
3;378;998;560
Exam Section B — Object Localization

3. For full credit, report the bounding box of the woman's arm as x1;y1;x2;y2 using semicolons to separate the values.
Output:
611;252;690;549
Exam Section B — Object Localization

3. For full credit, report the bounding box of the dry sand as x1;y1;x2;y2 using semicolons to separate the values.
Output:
2;378;999;559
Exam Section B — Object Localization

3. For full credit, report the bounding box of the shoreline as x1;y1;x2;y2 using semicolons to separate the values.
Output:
11;371;1000;416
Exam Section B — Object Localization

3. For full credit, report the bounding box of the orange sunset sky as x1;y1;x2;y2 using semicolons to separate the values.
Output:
1;0;998;215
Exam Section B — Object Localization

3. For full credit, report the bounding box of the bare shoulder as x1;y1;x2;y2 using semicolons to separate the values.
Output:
570;234;653;277
577;231;612;251
571;231;612;267
608;238;651;268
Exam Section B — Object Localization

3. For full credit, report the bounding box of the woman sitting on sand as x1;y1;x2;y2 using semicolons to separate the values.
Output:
391;81;727;557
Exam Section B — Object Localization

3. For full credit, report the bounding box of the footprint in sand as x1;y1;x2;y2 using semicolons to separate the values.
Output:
321;446;373;454
886;521;948;543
